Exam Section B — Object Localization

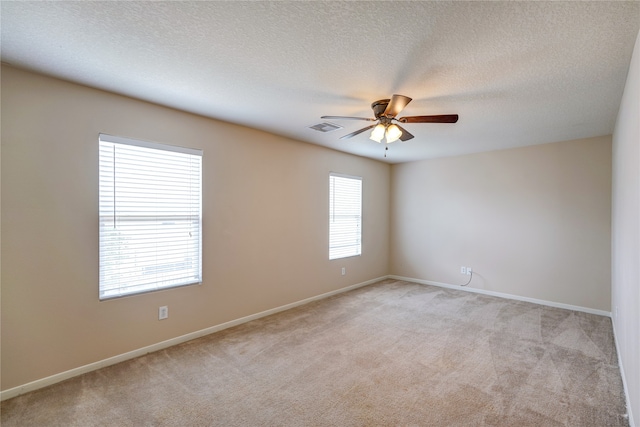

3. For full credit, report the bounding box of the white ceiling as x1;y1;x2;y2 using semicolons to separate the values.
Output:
1;2;639;163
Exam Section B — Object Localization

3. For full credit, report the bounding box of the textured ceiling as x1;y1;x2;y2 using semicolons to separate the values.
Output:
1;1;639;163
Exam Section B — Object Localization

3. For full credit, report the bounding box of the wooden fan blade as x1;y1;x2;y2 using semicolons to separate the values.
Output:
383;94;412;118
398;114;459;123
395;125;414;142
321;116;376;121
339;124;377;140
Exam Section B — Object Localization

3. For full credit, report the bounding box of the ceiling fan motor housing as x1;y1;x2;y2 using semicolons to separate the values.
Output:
371;99;390;119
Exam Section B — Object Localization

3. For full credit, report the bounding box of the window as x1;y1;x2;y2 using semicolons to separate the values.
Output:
329;173;362;260
99;134;202;300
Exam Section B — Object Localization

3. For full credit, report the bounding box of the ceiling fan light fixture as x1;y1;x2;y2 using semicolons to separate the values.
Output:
385;124;402;143
370;124;386;143
322;94;457;149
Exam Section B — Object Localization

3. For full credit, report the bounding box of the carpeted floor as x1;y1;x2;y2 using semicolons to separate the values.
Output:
1;279;629;426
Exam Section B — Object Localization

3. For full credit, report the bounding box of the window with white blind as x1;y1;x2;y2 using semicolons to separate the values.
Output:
329;173;362;260
98;134;202;300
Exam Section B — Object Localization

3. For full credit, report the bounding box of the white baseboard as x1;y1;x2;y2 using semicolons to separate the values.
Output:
0;276;385;402
612;317;635;427
388;275;612;317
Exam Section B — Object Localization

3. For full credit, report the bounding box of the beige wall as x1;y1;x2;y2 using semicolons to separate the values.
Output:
0;65;390;391
612;30;639;426
390;136;612;311
1;61;629;404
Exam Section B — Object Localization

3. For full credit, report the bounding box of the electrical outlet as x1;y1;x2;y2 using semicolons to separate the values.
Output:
341;267;346;276
466;267;472;276
460;266;466;274
159;306;168;320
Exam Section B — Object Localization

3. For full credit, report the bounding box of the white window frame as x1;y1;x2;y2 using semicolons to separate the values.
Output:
329;172;362;260
98;133;202;300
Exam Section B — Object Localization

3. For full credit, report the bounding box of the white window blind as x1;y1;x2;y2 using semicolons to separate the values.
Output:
329;173;362;260
99;134;202;300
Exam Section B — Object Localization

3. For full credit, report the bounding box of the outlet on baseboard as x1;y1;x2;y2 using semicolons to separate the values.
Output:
341;267;346;276
460;266;466;274
159;306;168;320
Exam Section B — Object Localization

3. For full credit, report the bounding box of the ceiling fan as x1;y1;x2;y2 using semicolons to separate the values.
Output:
321;94;458;143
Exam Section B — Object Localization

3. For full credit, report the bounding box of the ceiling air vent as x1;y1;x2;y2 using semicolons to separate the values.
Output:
308;122;342;133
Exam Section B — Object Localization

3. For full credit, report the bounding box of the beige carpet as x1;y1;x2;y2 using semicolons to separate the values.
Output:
1;279;629;426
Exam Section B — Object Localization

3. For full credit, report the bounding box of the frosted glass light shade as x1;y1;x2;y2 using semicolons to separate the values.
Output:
385;124;402;143
369;124;386;142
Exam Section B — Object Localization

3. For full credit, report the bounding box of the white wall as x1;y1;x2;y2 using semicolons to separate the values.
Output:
390;136;612;312
612;29;640;426
0;65;390;391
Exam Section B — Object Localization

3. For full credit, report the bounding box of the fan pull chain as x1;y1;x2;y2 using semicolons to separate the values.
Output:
384;145;388;158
